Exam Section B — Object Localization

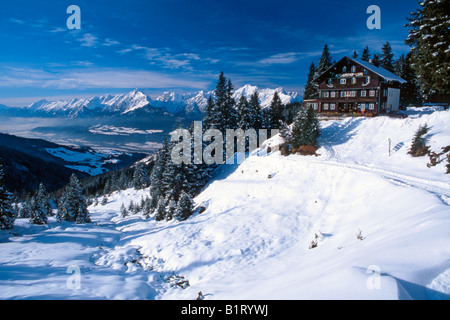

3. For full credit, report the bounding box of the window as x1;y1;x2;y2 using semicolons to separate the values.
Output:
330;103;336;110
331;91;336;98
342;66;347;73
369;90;376;97
340;78;347;84
369;103;375;110
349;91;356;97
383;90;388;97
361;103;366;110
351;66;356;73
340;91;346;97
323;103;329;110
363;69;368;75
361;90;367;97
351;77;356;84
322;91;329;98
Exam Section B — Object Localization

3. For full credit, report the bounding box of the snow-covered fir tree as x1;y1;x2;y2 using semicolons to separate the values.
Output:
266;92;284;130
57;174;91;224
120;203;128;218
236;95;252;130
0;164;15;230
292;105;321;149
133;162;149;190
29;183;50;225
316;44;333;76
175;192;194;221
405;0;450;96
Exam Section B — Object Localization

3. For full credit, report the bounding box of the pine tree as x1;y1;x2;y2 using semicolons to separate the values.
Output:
120;203;128;218
29;183;49;225
405;0;450;96
57;174;91;224
361;46;371;61
380;42;395;72
133;162;149;190
166;198;177;221
352;51;358;59
236;95;252;130
175;192;194;221
0;164;15;230
267;91;284;130
248;91;263;130
18;194;32;218
395;53;422;106
316;44;333;76
203;95;216;129
372;53;381;67
303;62;319;100
154;197;166;221
291;105;321;149
408;124;431;157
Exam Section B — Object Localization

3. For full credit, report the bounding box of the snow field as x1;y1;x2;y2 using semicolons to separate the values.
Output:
0;107;449;300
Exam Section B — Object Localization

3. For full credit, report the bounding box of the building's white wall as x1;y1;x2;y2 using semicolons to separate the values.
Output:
387;88;400;112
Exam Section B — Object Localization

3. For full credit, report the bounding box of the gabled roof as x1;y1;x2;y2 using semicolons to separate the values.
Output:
316;56;407;84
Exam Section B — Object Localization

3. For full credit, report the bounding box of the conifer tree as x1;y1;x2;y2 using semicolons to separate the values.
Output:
291;105;321;149
154;197;166;221
236;95;252;130
408;124;431;157
133;162;149;190
267;92;284;130
316;44;333;76
203;96;216;129
248;91;263;130
29;183;49;225
57;174;91;224
0;164;15;230
120;203;128;218
361;46;371;61
395;53;422;106
372;54;381;67
175;192;194;221
303;62;319;100
405;0;450;96
352;51;358;59
380;42;395;72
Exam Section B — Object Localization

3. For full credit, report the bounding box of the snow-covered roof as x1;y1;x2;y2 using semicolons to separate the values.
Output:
347;57;407;83
316;56;407;84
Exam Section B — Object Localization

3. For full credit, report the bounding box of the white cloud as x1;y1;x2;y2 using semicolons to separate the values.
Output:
77;33;98;47
259;52;300;65
0;67;210;91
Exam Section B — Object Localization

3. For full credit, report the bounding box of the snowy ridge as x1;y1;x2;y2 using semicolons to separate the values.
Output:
16;85;301;118
1;108;449;300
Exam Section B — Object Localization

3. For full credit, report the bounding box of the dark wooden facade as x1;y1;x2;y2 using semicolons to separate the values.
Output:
305;56;405;115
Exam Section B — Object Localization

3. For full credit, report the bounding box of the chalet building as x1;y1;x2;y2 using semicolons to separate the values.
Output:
305;56;406;115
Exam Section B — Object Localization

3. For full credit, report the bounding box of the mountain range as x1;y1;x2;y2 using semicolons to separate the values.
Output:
0;85;302;119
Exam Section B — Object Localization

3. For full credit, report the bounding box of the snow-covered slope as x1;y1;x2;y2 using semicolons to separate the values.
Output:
1;108;449;300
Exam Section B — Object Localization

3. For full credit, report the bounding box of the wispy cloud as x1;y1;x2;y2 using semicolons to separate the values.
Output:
0;66;210;90
77;33;98;47
259;52;301;65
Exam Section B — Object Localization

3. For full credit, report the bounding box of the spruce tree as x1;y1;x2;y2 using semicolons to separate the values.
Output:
154;197;166;221
175;192;194;221
303;62;319;100
29;183;49;225
203;96;216;129
352;51;358;59
248;91;263;130
408;124;431;157
267;91;284;130
316;44;333;76
405;0;450;96
237;95;252;130
395;53;422;106
0;164;15;230
57;174;91;224
380;42;395;72
133;162;149;190
291;105;321;149
120;203;128;218
361;46;371;61
372;54;381;67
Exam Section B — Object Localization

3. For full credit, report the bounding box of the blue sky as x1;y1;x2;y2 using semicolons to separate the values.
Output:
0;0;419;106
